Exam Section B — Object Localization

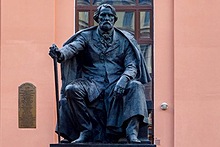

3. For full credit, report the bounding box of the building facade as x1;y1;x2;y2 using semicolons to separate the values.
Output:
1;0;220;147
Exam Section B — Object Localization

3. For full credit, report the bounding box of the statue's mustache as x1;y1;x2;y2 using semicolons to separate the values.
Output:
100;19;113;24
102;21;112;25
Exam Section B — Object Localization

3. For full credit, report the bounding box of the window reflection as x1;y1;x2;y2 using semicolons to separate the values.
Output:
115;12;134;35
139;0;152;5
140;44;153;115
93;0;135;5
140;44;152;74
77;0;152;5
77;0;90;5
79;12;89;30
140;11;150;38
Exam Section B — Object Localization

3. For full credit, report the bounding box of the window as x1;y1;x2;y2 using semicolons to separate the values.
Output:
75;0;154;143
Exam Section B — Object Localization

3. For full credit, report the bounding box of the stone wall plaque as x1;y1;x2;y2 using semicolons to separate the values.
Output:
18;82;36;128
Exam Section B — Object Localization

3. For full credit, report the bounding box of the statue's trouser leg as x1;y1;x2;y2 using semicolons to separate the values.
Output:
126;116;139;137
124;81;147;143
126;116;141;143
65;82;92;142
57;98;79;141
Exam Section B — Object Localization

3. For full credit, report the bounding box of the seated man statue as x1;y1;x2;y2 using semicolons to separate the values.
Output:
49;3;151;144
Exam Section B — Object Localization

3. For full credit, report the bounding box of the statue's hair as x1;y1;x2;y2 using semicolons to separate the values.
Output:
93;4;118;23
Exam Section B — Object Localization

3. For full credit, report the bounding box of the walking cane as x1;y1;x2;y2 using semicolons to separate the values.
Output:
52;45;61;143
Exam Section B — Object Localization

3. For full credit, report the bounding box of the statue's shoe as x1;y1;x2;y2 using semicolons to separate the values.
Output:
60;139;71;143
71;130;92;143
127;134;141;143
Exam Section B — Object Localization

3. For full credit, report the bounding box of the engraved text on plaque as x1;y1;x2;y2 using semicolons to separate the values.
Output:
19;83;36;128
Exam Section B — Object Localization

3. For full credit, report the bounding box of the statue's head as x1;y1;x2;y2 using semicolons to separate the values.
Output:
93;4;118;32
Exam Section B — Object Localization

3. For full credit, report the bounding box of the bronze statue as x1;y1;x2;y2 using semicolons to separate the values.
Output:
49;4;151;144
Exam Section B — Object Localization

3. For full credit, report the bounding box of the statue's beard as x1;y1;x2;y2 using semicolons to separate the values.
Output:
99;21;114;32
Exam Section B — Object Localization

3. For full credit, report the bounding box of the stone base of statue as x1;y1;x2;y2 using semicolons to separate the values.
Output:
50;143;156;147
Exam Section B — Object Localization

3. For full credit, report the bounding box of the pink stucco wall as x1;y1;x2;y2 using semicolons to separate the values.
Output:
0;0;75;146
0;0;57;146
154;0;220;147
154;0;174;146
1;0;220;147
173;1;220;147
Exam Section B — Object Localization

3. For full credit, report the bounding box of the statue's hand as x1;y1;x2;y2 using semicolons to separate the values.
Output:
113;75;130;99
49;44;61;59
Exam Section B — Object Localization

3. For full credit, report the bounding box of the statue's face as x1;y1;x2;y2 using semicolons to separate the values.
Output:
98;7;115;32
